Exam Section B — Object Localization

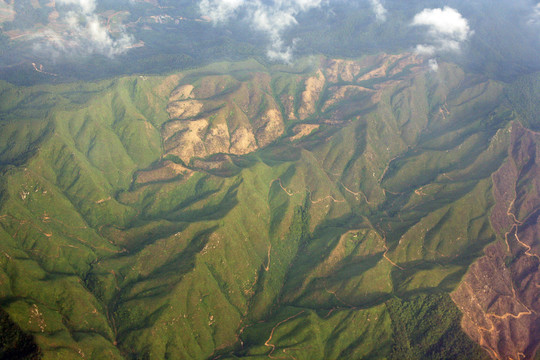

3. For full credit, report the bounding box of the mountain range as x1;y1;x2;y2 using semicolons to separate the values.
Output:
0;50;538;359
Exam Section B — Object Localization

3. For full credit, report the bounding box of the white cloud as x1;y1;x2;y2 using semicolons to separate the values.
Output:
428;58;438;72
411;7;472;55
199;0;325;62
199;0;243;23
34;0;133;57
57;0;96;14
528;3;540;25
369;0;387;22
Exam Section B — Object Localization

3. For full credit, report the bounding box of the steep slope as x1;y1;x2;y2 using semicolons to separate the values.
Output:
0;74;173;359
0;55;536;360
452;123;540;360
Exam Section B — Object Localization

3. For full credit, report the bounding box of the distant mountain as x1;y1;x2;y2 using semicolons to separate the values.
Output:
0;52;538;359
1;0;539;85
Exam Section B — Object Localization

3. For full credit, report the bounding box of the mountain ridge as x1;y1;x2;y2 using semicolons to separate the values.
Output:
0;53;537;359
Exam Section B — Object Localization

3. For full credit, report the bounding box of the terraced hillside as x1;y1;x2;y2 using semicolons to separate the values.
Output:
0;54;538;359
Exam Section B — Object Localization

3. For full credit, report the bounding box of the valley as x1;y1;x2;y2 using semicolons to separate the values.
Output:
0;52;538;359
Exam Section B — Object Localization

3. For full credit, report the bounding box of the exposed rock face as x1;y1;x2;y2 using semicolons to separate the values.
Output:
169;84;194;101
325;59;363;82
281;94;297;121
322;53;424;113
253;108;285;147
155;53;426;172
229;127;257;155
321;85;375;112
162;119;209;163
166;99;203;119
162;73;284;164
289;124;320;141
452;123;540;360
357;54;404;82
323;53;423;87
193;75;240;99
205;122;230;154
298;69;325;120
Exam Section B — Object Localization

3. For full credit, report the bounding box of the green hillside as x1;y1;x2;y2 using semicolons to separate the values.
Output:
0;54;536;359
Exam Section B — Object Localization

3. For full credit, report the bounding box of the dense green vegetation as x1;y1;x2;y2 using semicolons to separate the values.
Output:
0;55;535;359
387;294;489;360
506;71;540;131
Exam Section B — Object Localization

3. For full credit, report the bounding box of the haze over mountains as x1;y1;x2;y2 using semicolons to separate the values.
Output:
0;1;539;359
1;0;539;82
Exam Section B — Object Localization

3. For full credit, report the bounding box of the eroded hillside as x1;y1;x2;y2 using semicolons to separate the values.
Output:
452;123;540;360
0;54;537;360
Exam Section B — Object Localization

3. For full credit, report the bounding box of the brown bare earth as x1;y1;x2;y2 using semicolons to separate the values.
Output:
452;122;540;360
356;54;404;82
281;94;297;121
166;99;204;119
147;54;429;182
289;124;320;141
161;73;285;165
162;119;209;163
325;59;363;83
321;85;375;112
229;127;257;155
298;69;325;120
252;108;284;147
169;84;194;101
